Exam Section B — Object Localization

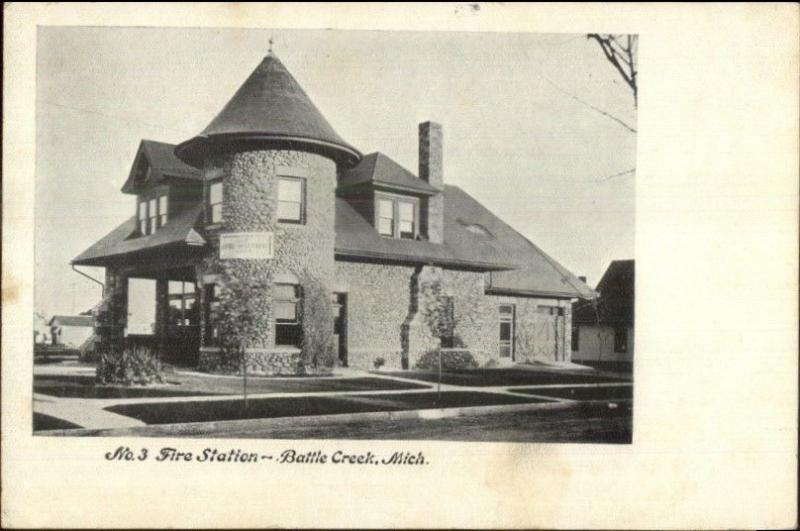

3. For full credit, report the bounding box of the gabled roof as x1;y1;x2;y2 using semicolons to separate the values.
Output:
335;195;517;270
72;205;206;266
48;315;93;327
572;259;634;325
442;186;596;299
121;140;202;194
338;152;439;195
335;185;596;299
175;53;361;167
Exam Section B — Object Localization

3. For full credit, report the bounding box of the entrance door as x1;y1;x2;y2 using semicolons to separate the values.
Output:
163;280;201;366
498;304;515;362
535;305;564;361
333;293;348;366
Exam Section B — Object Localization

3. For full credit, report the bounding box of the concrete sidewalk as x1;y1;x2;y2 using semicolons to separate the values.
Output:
34;395;145;429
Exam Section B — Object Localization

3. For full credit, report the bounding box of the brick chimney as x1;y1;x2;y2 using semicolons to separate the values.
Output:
419;121;444;243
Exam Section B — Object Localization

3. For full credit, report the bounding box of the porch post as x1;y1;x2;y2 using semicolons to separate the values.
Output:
102;267;128;347
155;277;168;361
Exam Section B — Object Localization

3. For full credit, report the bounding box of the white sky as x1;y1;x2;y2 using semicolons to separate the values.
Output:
35;27;636;317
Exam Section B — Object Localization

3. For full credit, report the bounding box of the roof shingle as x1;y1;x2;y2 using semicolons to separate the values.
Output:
121;140;201;193
339;153;439;195
72;205;206;266
175;53;361;167
572;259;634;325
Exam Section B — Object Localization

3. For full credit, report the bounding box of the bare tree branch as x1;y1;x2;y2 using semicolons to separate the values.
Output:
544;77;637;133
594;167;636;183
587;33;638;108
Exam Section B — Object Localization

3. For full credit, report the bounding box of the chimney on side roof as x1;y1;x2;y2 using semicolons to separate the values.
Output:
578;276;587;283
419;121;444;243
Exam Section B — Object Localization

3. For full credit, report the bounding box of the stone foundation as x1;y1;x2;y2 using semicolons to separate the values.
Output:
346;349;403;371
199;347;304;376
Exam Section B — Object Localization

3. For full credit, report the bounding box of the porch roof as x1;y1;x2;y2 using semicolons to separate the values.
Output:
72;205;206;266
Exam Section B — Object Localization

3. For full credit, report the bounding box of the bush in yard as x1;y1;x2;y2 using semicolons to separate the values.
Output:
373;356;386;370
415;349;478;371
483;358;499;369
96;343;164;385
300;274;336;373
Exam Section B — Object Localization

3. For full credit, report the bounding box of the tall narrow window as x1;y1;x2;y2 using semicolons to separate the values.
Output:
138;194;167;236
148;198;158;234
614;327;628;353
398;200;415;239
498;304;515;359
275;283;302;347
167;281;197;327
571;326;580;351
377;198;394;236
277;177;305;224
203;284;220;346
208;181;223;224
158;195;168;227
138;200;148;235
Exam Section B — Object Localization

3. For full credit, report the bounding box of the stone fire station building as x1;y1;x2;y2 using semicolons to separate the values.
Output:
73;52;594;375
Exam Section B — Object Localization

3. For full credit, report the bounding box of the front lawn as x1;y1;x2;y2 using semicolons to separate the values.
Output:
378;368;629;387
33;413;83;431
34;373;430;399
105;391;547;425
512;385;633;401
34;375;216;399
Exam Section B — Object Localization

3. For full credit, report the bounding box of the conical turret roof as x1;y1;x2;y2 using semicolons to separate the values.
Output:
175;53;361;166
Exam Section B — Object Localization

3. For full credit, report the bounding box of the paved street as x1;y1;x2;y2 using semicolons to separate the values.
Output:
196;401;632;443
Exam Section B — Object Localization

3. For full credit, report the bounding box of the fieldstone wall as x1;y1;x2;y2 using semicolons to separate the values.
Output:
404;265;447;369
199;347;303;376
335;261;572;369
440;270;493;362
486;294;571;363
334;261;416;370
197;149;337;373
347;349;403;371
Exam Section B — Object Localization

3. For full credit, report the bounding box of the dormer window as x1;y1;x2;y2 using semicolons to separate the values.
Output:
137;193;168;236
376;193;418;239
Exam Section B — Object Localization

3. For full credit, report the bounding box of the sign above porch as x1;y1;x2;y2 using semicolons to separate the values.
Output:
219;232;274;260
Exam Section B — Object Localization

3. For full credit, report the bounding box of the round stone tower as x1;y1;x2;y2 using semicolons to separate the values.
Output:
175;52;361;374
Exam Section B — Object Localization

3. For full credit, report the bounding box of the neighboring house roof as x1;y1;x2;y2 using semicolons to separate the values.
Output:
48;315;93;327
175;53;361;167
572;259;634;325
121;140;202;193
338;153;439;195
72;205;206;266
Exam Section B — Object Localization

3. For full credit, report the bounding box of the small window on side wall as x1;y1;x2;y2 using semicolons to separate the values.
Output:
277;177;305;224
614;327;628;353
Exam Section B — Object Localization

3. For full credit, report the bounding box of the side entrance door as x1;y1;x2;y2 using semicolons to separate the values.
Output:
333;293;348;367
498;304;516;363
